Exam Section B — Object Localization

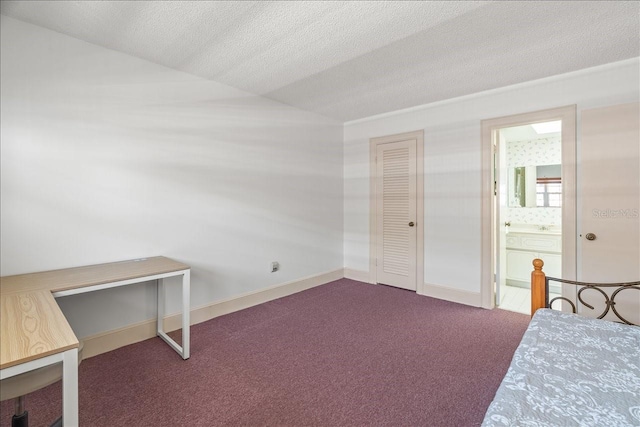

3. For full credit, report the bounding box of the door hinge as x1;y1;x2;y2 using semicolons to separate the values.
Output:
494;180;497;196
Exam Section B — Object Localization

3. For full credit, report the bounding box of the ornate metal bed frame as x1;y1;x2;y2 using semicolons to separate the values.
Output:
530;258;639;326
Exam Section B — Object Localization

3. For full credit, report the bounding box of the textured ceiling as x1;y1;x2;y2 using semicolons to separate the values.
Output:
1;1;638;122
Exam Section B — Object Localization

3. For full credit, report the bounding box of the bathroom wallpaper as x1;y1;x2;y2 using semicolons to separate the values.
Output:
507;136;561;167
506;207;562;226
505;136;562;227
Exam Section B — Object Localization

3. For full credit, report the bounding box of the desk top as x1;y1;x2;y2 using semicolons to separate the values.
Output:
1;291;79;369
1;256;189;294
0;256;189;370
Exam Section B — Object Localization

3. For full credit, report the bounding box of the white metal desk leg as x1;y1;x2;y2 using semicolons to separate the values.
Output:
155;270;190;359
157;278;165;335
182;270;190;359
62;348;79;426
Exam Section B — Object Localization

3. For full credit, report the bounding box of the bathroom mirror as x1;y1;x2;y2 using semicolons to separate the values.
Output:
508;164;561;207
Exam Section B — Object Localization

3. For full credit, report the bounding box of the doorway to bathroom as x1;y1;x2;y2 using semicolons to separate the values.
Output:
480;105;577;313
496;122;563;313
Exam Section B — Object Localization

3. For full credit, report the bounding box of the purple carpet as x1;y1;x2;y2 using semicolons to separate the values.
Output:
1;279;529;426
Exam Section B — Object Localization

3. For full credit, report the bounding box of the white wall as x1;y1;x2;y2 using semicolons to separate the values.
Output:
0;16;344;337
344;58;640;304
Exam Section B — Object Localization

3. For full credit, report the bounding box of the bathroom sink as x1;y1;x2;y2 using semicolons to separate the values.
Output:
507;225;561;235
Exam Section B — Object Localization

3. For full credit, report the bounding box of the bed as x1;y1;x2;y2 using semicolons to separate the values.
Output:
482;259;640;427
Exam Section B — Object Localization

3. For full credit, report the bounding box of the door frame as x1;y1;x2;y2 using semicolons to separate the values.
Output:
480;106;577;309
369;130;424;293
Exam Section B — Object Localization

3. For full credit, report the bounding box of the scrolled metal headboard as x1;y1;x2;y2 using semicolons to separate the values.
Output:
544;276;640;326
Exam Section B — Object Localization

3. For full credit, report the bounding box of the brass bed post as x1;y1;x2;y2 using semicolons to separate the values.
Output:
531;258;546;317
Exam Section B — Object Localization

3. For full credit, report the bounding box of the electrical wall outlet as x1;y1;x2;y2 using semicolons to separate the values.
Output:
271;261;279;273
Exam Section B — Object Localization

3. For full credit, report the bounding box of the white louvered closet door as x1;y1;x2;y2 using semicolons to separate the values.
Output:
376;139;417;290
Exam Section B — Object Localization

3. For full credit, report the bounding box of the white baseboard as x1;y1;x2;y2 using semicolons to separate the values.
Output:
342;270;482;308
343;268;373;283
82;269;344;359
82;318;157;359
342;270;482;307
419;282;482;307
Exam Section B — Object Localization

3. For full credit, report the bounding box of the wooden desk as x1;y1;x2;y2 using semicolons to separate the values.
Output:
0;256;191;426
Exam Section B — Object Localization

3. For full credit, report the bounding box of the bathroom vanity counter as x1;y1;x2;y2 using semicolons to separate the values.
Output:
505;229;562;286
507;224;561;236
508;229;561;236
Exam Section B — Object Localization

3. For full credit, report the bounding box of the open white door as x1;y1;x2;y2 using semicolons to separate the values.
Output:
495;132;508;305
578;102;639;322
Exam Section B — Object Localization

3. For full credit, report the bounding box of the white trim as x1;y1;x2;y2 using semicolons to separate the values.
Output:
181;270;190;358
81;319;157;359
52;268;191;360
157;277;165;349
480;105;577;309
369;130;425;293
62;348;79;426
345;58;639;126
1;350;66;380
420;283;482;307
52;269;189;297
81;269;344;359
0;349;79;426
154;269;190;359
343;268;373;283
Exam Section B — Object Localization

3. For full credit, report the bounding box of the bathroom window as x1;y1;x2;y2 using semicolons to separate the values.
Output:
536;178;561;207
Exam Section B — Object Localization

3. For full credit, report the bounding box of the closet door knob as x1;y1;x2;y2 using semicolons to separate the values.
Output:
585;233;596;241
408;222;415;227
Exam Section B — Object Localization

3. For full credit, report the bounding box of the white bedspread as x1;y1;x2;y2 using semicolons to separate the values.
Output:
482;308;640;427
